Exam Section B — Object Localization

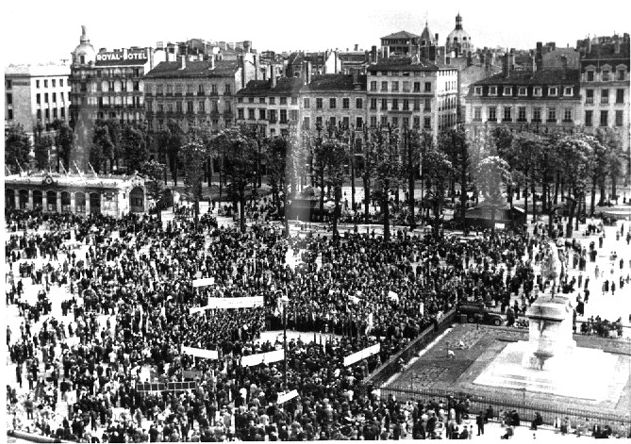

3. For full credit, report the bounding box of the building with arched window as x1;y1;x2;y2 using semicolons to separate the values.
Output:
4;172;146;217
446;13;474;57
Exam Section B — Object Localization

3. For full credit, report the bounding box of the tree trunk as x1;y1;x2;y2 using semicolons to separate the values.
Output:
333;185;341;239
282;181;289;237
612;175;617;202
553;171;560;204
460;168;468;234
598;182;606;206
363;177;370;224
319;172;325;222
382;186;390;242
590;180;597;216
566;196;577;238
524;178;529;221
350;157;356;211
531;184;537;223
239;188;246;233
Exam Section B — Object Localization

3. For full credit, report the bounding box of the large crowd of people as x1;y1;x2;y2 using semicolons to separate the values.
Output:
4;206;630;442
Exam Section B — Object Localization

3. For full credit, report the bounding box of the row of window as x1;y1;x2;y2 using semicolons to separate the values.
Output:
585;110;625;127
35;92;66;104
239;96;299;106
150;100;232;114
237;108;299;123
75;68;142;79
584;88;625;105
584;68;626;82
34;78;66;89
149;83;231;96
151;118;229;132
34;107;67;120
369;80;432;93
367;97;433;112
474;85;574;97
473;106;573;122
372;71;434;77
304;97;364;110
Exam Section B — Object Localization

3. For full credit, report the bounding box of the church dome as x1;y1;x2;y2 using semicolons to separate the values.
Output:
446;13;473;56
72;25;96;66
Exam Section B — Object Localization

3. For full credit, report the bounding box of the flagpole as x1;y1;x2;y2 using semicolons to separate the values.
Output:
283;297;287;387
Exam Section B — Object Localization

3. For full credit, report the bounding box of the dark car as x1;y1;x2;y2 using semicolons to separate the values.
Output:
457;302;504;326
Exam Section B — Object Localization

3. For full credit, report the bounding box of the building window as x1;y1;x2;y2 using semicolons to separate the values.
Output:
199;101;205;112
259;109;266;120
280;109;287;123
424;117;431;129
402;99;409;111
586;71;594;81
356;98;363;109
248;109;255;120
61;108;65;118
602;70;610;81
548;87;558;96
532;107;541;122
36;80;40;88
37;109;42;120
392;81;399;92
586;89;594;104
563;108;572;122
391;99;398;111
280;97;287;105
269;97;276;104
563;87;572;96
44;93;49;103
53;108;58;119
342;116;350;128
488;106;496;121
585;110;593;127
517;106;526;122
238;109;244;119
6;93;12;105
45;108;50;119
424;98;431;112
503;86;512;96
303;116;310;129
269;110;277;123
249;97;255;103
474;106;482;121
618;69;626;81
600;110;608;126
381;99;388;110
44;79;48;88
474;86;482;96
615;110;623;127
36;93;41;104
225;84;231;95
291;97;298;105
547;107;556;122
518;87;527;96
342;98;350;109
424;82;431;93
488;86;497;96
329;117;336;127
316;98;323;109
601;89;609;104
381;81;388;91
290;109;298;121
370;116;377;127
370;98;377;110
413;116;420;129
8;109;13;120
187;101;194;113
533;87;542;97
413;99;420;111
402;81;411;92
356;117;363;128
503;106;512;122
329;98;336;109
392;117;399;127
176;101;183;113
304;98;310;108
60;79;64;87
370;81;377;91
616;89;624;104
414;82;421;92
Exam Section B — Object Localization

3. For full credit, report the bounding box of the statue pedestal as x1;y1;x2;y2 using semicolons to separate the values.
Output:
474;293;627;401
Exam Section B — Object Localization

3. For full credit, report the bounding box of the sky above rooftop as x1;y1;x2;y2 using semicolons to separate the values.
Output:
3;0;630;66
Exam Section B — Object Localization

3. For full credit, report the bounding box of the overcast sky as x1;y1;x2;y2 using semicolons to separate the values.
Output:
3;0;630;66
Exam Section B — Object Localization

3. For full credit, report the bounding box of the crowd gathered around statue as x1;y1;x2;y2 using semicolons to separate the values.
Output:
4;204;631;442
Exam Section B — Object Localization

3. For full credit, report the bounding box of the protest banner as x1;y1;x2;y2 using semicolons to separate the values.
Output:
343;343;380;367
241;349;284;367
276;389;299;404
181;346;219;360
192;277;215;288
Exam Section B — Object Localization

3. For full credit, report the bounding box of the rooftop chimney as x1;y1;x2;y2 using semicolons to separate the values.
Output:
352;69;360;91
435;33;439;42
535;42;543;71
383;46;390;59
270;65;277;88
561;55;568;79
429;45;436;62
371;45;377;63
179;55;186;70
587;37;592;54
502;53;509;77
209;54;215;70
354;43;359;51
614;35;621;54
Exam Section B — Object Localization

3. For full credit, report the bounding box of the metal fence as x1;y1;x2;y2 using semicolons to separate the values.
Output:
362;308;457;387
380;384;630;428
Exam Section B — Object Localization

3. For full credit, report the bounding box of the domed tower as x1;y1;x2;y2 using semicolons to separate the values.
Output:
446;13;474;57
72;25;96;66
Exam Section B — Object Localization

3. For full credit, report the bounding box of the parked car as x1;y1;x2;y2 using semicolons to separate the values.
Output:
457;302;504;326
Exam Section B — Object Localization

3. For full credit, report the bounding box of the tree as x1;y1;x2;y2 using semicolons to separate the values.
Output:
401;128;424;229
594;127;624;202
142;160;167;220
91;120;112;173
556;134;593;237
212;127;258;232
51;120;74;172
104;119;122;172
120;124;149;174
439;126;471;232
179;142;208;224
159;120;186;186
505;131;545;222
266;136;288;225
34;133;54;171
477;156;512;230
366;126;402;242
5;124;32;174
422;147;453;234
313;138;347;239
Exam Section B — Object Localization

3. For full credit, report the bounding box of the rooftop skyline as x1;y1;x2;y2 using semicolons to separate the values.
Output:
3;0;631;66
